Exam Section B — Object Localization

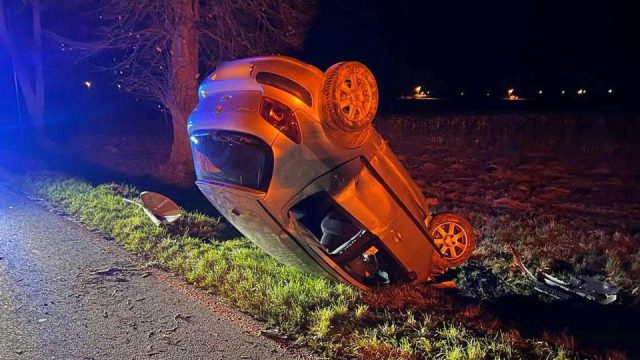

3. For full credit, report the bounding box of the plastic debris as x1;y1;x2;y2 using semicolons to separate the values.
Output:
508;244;619;305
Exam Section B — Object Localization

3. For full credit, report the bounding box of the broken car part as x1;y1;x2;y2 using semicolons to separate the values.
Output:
122;191;181;226
508;244;619;305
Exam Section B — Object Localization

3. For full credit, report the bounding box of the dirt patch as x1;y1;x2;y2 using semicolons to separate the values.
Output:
390;140;640;229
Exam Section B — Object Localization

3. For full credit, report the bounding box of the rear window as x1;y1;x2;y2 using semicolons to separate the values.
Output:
256;72;312;107
190;131;273;192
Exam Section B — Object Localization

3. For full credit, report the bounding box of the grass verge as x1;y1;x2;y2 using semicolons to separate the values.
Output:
17;175;638;359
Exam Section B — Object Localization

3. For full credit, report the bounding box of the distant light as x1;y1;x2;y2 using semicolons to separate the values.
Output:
538;90;543;95
84;81;92;89
460;91;464;96
608;88;613;94
413;85;427;99
561;90;565;95
506;88;518;100
577;89;586;95
427;90;431;95
486;92;490;96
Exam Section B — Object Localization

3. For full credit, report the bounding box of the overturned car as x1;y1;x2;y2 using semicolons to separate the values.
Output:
187;56;475;290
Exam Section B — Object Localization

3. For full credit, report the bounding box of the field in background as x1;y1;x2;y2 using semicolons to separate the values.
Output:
377;111;640;230
377;111;639;158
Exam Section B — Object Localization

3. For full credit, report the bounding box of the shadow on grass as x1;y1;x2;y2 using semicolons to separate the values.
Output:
486;294;640;358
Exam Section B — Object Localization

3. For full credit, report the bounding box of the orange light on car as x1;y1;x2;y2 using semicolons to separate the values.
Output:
260;97;301;144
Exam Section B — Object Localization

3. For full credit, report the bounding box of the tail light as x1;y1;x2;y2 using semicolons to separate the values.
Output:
260;97;302;144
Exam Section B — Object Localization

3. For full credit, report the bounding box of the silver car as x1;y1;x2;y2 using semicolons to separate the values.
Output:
188;56;475;290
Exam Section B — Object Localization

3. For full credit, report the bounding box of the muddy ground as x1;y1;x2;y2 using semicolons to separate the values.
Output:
391;139;640;229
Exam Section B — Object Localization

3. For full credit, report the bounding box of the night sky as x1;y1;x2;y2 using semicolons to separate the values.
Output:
1;0;638;128
300;0;637;99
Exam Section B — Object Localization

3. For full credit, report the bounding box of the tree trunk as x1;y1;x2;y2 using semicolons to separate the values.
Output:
163;108;194;184
161;0;199;185
0;0;46;144
31;0;46;142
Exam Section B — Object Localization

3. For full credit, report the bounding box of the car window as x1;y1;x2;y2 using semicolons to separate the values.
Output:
191;131;273;192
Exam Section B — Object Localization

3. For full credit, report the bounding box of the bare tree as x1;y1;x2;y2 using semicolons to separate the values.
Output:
63;0;314;183
0;0;45;142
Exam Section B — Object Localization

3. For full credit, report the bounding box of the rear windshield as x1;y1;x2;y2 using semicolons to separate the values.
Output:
256;72;312;106
190;131;273;192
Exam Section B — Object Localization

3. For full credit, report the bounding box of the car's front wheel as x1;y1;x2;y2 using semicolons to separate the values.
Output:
428;213;476;268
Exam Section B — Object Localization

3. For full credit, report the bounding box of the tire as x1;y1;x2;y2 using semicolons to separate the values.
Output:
428;213;476;268
321;62;379;135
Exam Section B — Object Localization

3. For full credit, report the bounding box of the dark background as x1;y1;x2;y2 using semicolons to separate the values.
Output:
301;0;637;100
1;0;638;133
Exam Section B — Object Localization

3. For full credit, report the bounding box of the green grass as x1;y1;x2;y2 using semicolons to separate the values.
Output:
18;175;636;359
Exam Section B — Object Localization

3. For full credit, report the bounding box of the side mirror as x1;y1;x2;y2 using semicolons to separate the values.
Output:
139;191;182;225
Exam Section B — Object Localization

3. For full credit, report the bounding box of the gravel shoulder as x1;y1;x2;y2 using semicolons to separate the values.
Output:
0;182;311;360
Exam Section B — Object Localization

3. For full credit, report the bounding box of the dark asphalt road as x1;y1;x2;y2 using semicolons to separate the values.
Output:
0;182;309;360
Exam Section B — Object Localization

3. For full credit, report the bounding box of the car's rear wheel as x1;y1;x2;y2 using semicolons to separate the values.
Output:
321;62;378;147
428;213;476;267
